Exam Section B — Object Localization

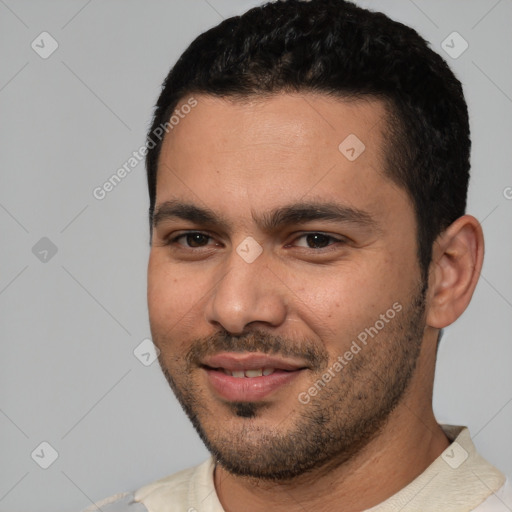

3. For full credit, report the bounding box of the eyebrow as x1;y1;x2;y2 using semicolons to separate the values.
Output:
152;199;379;233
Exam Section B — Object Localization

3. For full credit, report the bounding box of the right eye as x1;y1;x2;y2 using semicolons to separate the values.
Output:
166;231;217;249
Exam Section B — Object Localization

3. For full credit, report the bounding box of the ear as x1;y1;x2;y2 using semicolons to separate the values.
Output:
426;215;484;329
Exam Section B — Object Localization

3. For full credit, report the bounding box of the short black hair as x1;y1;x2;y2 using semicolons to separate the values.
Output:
146;0;470;280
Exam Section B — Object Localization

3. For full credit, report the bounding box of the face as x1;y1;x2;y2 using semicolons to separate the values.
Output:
147;93;427;479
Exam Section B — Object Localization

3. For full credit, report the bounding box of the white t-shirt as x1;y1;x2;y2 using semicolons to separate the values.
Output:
83;425;512;512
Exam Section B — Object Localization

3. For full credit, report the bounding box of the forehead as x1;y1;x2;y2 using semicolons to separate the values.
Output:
155;93;410;224
159;92;388;165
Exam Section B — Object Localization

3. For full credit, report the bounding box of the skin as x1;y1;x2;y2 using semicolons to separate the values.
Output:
147;93;484;512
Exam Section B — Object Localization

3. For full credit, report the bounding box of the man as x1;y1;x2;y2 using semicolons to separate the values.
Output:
85;0;511;510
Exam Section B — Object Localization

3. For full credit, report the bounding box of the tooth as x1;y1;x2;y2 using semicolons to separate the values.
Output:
232;370;245;378
223;369;232;376
245;369;263;378
262;368;275;376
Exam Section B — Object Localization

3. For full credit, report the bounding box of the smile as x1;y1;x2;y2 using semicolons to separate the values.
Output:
220;368;276;377
201;352;307;402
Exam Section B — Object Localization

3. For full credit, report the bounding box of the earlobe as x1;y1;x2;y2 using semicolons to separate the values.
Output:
426;215;484;329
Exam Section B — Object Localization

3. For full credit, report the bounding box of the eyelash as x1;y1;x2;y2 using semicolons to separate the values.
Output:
165;231;346;251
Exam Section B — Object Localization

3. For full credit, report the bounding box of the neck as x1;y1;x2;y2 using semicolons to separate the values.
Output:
214;396;450;512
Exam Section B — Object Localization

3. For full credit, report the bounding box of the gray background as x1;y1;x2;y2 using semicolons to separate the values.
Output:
1;1;511;511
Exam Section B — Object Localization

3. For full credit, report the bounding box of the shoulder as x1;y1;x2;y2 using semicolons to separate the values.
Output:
471;479;512;511
80;458;219;512
80;492;148;511
134;457;221;511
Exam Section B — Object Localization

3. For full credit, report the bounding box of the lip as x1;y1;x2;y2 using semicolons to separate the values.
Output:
202;352;306;372
202;352;307;402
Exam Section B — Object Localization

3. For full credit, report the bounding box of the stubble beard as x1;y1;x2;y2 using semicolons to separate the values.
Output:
155;282;427;481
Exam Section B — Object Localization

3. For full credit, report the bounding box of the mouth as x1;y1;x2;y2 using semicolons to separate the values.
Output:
216;367;278;377
201;352;308;402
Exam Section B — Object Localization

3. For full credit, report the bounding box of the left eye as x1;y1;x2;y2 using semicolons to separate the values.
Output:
291;233;344;249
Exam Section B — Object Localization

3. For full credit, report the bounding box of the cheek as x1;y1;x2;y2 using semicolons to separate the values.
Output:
147;253;204;339
283;268;361;344
291;259;411;345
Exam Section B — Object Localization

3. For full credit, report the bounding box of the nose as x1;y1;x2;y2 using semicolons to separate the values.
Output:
204;247;287;335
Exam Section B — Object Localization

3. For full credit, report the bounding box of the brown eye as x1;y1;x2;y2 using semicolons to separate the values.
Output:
293;233;344;249
183;233;210;247
305;234;331;248
168;232;214;248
